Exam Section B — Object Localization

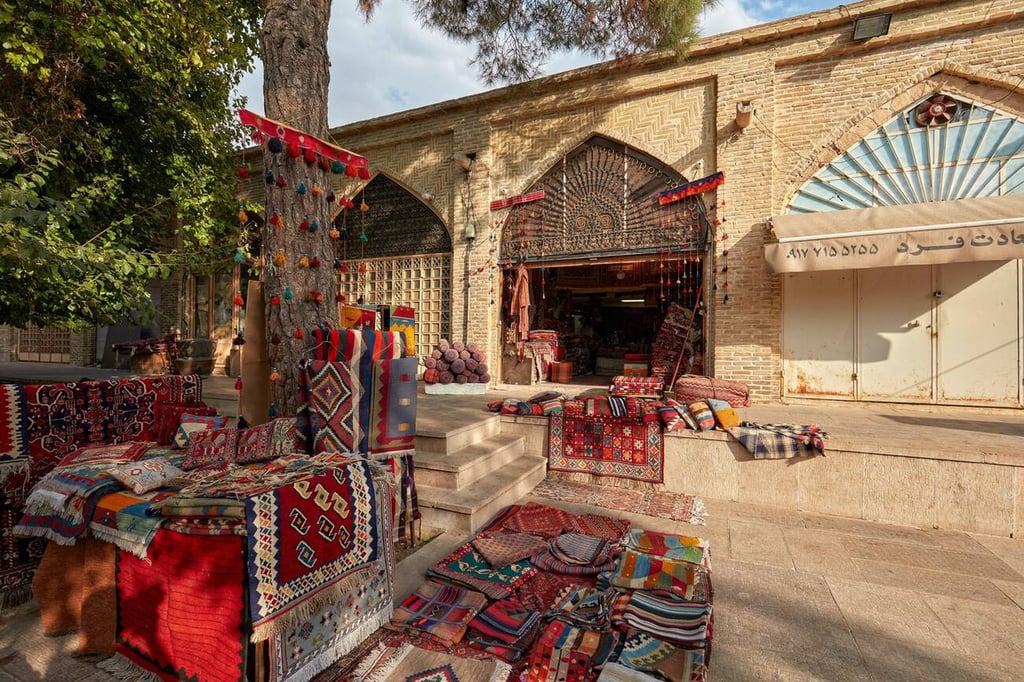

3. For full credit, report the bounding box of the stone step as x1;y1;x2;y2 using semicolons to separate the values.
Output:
415;432;526;489
415;413;501;454
416;455;547;534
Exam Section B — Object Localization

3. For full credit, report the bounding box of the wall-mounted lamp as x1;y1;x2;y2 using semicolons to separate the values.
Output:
465;222;477;241
852;13;891;40
451;152;476;172
735;101;754;130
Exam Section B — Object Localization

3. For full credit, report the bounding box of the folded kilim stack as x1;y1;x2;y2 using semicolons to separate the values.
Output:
421;338;490;385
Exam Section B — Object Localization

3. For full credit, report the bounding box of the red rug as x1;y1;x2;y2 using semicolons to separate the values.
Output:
547;413;664;484
116;529;248;681
529;478;706;525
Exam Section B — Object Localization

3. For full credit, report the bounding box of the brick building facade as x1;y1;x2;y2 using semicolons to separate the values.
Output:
238;0;1017;404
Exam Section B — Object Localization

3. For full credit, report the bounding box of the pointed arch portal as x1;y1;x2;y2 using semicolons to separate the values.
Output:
498;135;714;384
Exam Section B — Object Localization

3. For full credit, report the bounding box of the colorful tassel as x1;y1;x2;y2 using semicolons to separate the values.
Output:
318;156;332;172
308;219;318;233
283;286;294;301
312;184;322;197
331;160;345;174
345;164;359;178
232;329;245;345
264;168;274;184
299;217;310;231
297;180;307;195
273;251;286;267
269;211;282;227
270;294;281;306
340;262;349;273
271;332;281;345
238;207;248;223
268;402;277;417
232;290;244;306
233;247;246;264
234;376;242;391
287;142;301;158
294;327;304;339
309;289;324;305
310;256;320;268
329;227;340;239
303;148;316;164
358;167;370;180
236;165;250;179
269;367;282;382
298;256;310;268
275;173;286;188
267;137;284;154
326;190;336;204
358;262;367;274
360;200;369;212
336;293;346;303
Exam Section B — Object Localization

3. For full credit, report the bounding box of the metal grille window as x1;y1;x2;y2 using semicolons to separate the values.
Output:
338;253;451;351
17;325;71;363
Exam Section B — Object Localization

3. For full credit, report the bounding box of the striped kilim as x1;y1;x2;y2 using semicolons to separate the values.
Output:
609;591;712;646
391;581;488;647
500;501;577;538
550;532;610;565
623;529;710;566
471;531;549;568
614;629;708;682
426;541;537;600
611;548;706;599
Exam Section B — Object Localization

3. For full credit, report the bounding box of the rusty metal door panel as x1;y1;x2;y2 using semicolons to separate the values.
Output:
783;271;855;397
936;260;1021;405
858;266;933;400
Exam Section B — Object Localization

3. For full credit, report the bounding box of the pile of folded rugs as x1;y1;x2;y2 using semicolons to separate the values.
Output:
381;500;712;681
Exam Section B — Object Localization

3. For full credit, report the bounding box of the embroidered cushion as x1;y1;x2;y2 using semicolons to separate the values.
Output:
182;427;238;470
172;421;212;450
687;400;716;431
235;418;297;464
153;402;217;446
109;456;184;494
179;412;229;430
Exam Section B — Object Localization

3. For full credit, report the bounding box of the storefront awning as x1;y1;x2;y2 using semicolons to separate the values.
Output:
765;196;1024;273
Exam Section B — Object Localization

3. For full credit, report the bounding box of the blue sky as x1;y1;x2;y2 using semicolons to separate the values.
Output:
235;0;845;127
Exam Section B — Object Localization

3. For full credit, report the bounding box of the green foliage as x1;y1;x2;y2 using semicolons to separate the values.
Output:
389;0;718;83
0;0;262;329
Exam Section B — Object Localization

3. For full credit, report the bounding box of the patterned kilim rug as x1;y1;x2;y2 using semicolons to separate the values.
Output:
347;641;512;682
547;413;664;485
528;478;706;525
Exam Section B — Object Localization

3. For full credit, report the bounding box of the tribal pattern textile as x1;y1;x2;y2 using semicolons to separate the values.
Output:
500;501;577;538
609;591;712;646
523;619;619;682
307;360;360;455
425;541;537;600
611;548;707;599
672;374;750;408
89;489;176;558
268;566;393;682
547;585;616;629
391;581;488;647
727;422;828;458
390;305;416;356
650;304;696;383
117;529;248;682
529;477;707;525
0;383;28;491
567;513;631;542
548;412;664;484
368;356;418;456
245;458;380;640
471;531;550;568
465;597;542;662
614;629;708;682
608;377;665;399
513;569;596;613
624;529;710;566
348;641;513;682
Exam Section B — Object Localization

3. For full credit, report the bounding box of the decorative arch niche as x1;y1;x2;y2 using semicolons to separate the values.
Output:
500;135;710;263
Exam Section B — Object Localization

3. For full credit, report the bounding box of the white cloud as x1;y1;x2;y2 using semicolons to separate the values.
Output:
235;0;830;127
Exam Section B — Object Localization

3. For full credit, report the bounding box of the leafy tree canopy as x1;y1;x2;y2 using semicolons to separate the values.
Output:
0;0;262;330
363;0;717;84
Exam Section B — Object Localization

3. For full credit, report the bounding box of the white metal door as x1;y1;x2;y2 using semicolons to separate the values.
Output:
782;270;855;397
857;266;934;401
936;260;1021;405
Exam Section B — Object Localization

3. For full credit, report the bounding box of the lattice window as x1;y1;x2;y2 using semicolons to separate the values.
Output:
17;325;71;363
338;253;451;351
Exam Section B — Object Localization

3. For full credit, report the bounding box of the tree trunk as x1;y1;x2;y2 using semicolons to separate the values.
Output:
260;0;338;416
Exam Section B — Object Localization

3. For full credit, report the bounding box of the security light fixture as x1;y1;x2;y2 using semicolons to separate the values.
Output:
852;13;891;41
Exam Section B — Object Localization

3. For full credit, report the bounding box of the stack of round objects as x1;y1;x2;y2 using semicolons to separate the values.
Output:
421;338;490;384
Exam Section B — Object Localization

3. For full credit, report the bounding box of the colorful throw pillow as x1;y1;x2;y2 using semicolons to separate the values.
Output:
109;456;184;494
58;441;154;467
182;427;238;471
687;400;716;431
713;405;741;429
153;402;217;446
180;412;229;430
172;422;212;450
235;418;297;464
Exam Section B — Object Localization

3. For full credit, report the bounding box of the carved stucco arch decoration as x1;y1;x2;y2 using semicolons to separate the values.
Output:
330;171;452;260
781;63;1024;210
499;133;709;263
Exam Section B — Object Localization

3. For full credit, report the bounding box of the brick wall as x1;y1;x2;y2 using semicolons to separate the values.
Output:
235;0;1024;401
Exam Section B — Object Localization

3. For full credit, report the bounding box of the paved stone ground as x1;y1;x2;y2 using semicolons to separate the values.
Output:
3;494;1022;681
2;362;1023;680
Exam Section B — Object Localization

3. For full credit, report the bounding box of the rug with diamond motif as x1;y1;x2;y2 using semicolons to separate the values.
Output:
244;458;381;641
547;413;664;485
347;641;512;682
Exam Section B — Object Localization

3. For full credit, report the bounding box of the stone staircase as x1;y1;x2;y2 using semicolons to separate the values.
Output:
414;412;546;533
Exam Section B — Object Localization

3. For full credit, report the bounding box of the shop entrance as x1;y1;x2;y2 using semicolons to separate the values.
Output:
496;133;714;386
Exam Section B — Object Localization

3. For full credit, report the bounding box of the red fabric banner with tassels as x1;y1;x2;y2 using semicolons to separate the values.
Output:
238;109;369;178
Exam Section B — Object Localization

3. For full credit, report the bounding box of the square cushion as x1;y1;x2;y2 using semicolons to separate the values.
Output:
172;422;212;450
179;413;228;430
687;400;716;431
182;427;238;471
109;456;184;493
235;418;297;464
153;402;217;446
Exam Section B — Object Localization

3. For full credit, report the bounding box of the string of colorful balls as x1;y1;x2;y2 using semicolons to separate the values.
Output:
422;339;490;384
